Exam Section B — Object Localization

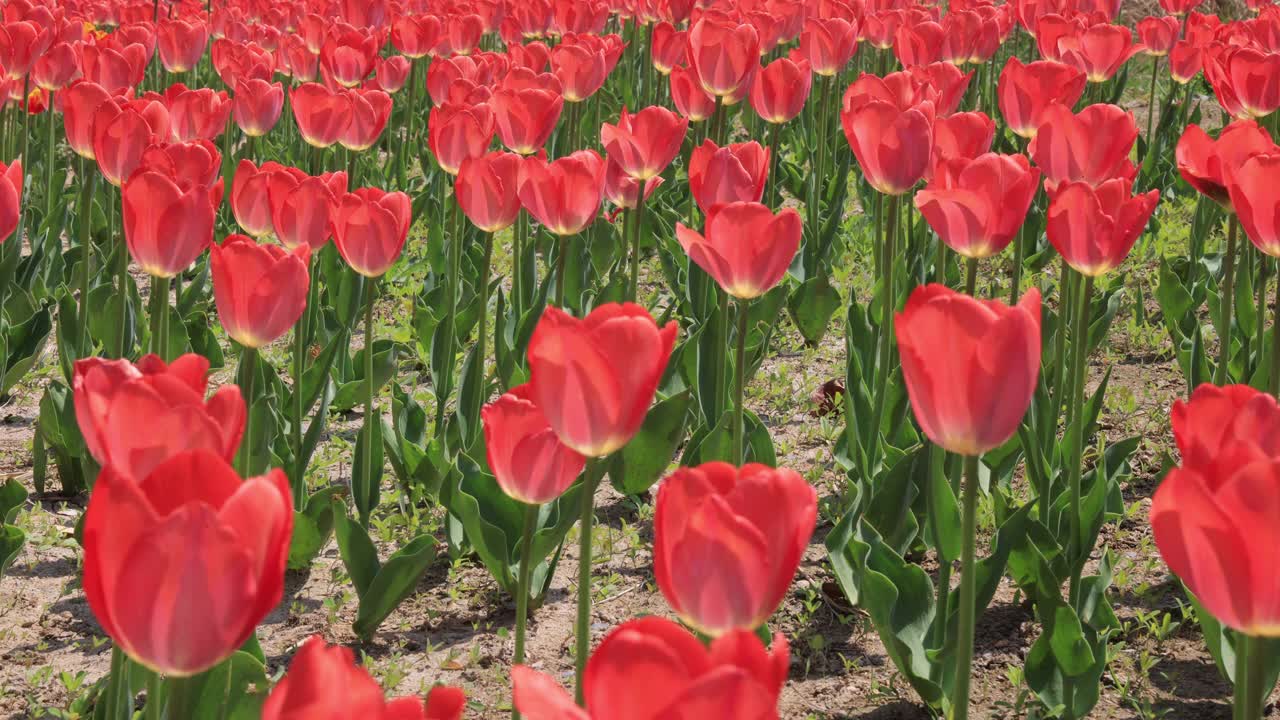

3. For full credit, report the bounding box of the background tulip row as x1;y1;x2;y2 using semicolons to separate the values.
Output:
0;0;1279;716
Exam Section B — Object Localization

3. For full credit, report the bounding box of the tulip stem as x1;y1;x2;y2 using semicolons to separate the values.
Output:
77;161;97;359
150;276;171;359
291;257;315;506
764;121;782;207
238;347;257;476
145;672;162;720
574;459;606;706
43;100;56;223
512;501;538;720
1235;633;1268;720
950;453;981;720
868;193;901;460
628;192;646;302
964;257;978;296
478;230;494;392
1217;215;1240;384
734;298;750;465
116;196;130;359
1270;263;1280;398
361;278;377;527
1145;57;1160;152
1067;273;1094;612
514;211;527;316
164;675;197;720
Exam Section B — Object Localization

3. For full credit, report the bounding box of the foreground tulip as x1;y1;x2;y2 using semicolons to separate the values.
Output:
654;462;816;636
83;450;291;677
750;56;812;124
428;102;496;175
92;104;164;187
231;160;286;238
263;636;466;720
210;235;311;348
457;151;523;233
688;17;760;98
600;106;688;181
291;83;353;149
482;384;586;505
915;153;1041;259
676;202;801;300
1056;22;1141;82
0;159;20;243
331;188;412;278
233;78;284;137
517;150;605;237
268;171;347;250
491;87;563;155
841;99;935;195
688;140;769;213
168;86;233;142
62;80;115;159
997;58;1086;139
338;88;393;152
1207;47;1280;121
1046;179;1160;277
73;354;246;480
157;18;208;73
670;65;717;122
1229;153;1280;258
1028;103;1137;190
122;169;221;278
1177;121;1276;209
512;617;788;719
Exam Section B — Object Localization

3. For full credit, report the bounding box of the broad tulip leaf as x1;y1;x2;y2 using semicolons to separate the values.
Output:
353;534;437;640
0;477;27;524
334;498;380;596
609;390;692;496
333;341;398;411
787;273;841;346
0;524;24;580
351;418;384;527
189;651;269;720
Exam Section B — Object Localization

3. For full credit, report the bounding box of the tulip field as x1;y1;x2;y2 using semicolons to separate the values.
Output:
4;0;1280;716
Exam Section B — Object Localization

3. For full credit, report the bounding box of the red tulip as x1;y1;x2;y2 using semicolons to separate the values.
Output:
392;15;442;59
1046;178;1160;276
1170;41;1204;84
31;40;79;90
481;384;586;505
654;462;816;636
801;17;858;76
1137;16;1179;56
513;617;787;719
168;86;233;141
263;635;466;720
157;18;208;73
1152;384;1280;637
600;105;688;181
138;138;223;189
373;56;411;94
331;187;412;278
1176;121;1275;209
896;284;1042;456
269;170;347;251
1028;103;1138;190
894;20;944;68
457;151;523;233
72;354;246;481
604;159;664;217
122;168;221;278
210;234;310;348
550;41;607;102
670;64;717;121
491;87;563;155
688;140;769;214
80;38;147;92
320;28;379;88
997;57;1087;139
0;159;20;244
930;110;996;174
1207;47;1280;120
650;21;687;74
428;102;496;175
338;88;392;152
841;99;935;195
91;100;165;187
676;202;801;300
1056;22;1141;82
291;83;353;149
231;160;287;238
233;78;284;137
750;56;812;124
864;10;907;50
83;450;290;676
1159;0;1205;14
62;80;114;159
910;61;975;117
1228;152;1280;257
687;17;760;98
527;303;677;457
916;153;1042;259
517;150;605;236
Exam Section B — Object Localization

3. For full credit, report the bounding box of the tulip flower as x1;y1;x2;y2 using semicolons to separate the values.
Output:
291;83;353;149
1056;22;1142;82
233;78;284;137
269;170;348;251
92;105;163;187
550;41;608;102
676;202;801;300
894;20;945;68
392;15;442;59
0;159;18;244
157;18;208;73
320;28;379;88
31;41;80;90
1029;103;1138;190
1170;41;1204;84
490;87;563;155
750;56;812;124
512;617;787;719
915;153;1042;259
997;58;1087;139
654;462;816;636
72;353;245;484
0;21;51;80
338;88;393;152
1176;121;1275;209
930;111;996;173
81;39;147;92
1228;153;1280;258
1206;47;1280;121
122;169;221;278
669;65;717;122
841;99;936;195
603;159;664;219
62;80;115;159
1137;16;1179;56
1046;178;1160;277
600;106;688;181
801;17;858;76
230;160;286;238
517;150;605;237
210;235;311;349
82;450;291;676
687;17;761;98
428;102;497;175
481;384;586;505
331;188;412;278
456;151;523;233
139;138;223;189
688;140;769;213
650;22;687;74
263;636;466;720
168;86;233;141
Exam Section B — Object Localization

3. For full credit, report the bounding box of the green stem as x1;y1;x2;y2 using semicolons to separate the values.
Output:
929;445;953;647
628;192;646;302
950;454;981;720
764;120;782;207
478;230;493;385
867;193;902;458
574;459;606;706
164;675;198;720
1235;634;1267;720
964;257;978;296
115;200;129;359
361;277;377;527
1067;274;1094;611
150;276;170;358
238;347;257;476
43;101;55;222
291;257;316;506
555;235;570;308
514;211;527;314
77;162;97;358
1145;56;1160;151
734;298;749;465
145;672;162;720
1270;261;1280;398
1218;215;1240;384
512;501;538;720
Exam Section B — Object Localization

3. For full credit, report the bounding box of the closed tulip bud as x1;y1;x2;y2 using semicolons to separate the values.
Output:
676;202;801;300
320;28;379;88
428;102;496;174
268;170;347;251
491;87;563;155
373;56;411;94
168;86;232;141
1170;41;1204;84
688;17;760;97
62;80;115;159
338;88;393;152
897;284;1042;456
801;17;858;76
1137;16;1179;56
392;15;442;59
669;64;717;121
600;105;688;180
1228;152;1280;257
157;18;208;73
83;450;290;676
930;110;995;175
750;55;811;124
92;103;164;187
650;21;687;74
210;235;310;348
603;159;663;215
527;303;677;457
291;82;354;149
841;99;935;195
1029;103;1138;190
122;168;221;278
894;20;944;68
1046;178;1160;276
457;151;523;233
233;78;284;137
331;187;412;278
263;636;466;720
231;159;286;237
688;139;769;213
31;41;80;90
0;159;20;244
1176;121;1275;209
513;617;787;719
481;384;586;505
550;41;608;102
997;57;1087;138
653;462;816;636
72;354;246;480
916;153;1042;259
517;150;605;236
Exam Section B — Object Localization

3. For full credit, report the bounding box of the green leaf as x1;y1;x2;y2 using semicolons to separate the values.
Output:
188;651;269;720
351;417;384;526
787;273;841;346
0;524;24;580
352;534;437;640
608;391;692;496
333;341;398;411
333;498;380;596
0;477;27;524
